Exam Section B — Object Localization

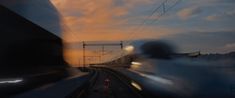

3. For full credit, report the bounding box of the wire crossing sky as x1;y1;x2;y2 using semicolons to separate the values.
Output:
49;0;235;65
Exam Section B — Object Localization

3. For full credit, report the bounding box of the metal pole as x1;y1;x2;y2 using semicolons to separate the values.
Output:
120;41;123;49
82;41;86;68
80;41;124;66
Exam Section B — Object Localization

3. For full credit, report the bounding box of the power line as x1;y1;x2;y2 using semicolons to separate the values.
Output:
125;0;182;45
82;41;123;67
107;0;182;62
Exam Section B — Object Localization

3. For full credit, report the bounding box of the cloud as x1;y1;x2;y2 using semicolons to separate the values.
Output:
121;0;156;8
49;0;235;65
163;30;235;53
50;0;176;42
205;15;218;21
177;7;202;20
51;0;155;26
225;43;235;49
215;0;235;3
63;25;182;42
206;10;235;21
215;43;235;54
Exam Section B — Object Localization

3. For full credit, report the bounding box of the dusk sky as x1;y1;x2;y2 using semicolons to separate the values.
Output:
0;0;234;66
50;0;235;54
11;0;231;65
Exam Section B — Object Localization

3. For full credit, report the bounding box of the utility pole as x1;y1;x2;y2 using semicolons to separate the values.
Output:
82;41;86;68
120;41;123;49
82;41;123;67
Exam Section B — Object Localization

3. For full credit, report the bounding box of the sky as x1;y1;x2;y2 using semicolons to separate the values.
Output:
48;0;235;65
49;0;235;53
3;0;233;66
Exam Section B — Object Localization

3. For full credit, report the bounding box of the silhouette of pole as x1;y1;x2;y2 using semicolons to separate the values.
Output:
120;41;123;49
82;41;86;68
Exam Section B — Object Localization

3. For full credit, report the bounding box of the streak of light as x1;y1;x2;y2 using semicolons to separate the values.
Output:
131;61;142;65
131;81;142;91
130;69;174;85
0;78;23;84
131;61;142;69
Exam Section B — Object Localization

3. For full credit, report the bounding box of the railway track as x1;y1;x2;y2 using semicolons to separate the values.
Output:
77;68;142;98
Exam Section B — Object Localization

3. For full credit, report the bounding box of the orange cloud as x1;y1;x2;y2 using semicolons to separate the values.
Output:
177;7;202;20
50;0;175;42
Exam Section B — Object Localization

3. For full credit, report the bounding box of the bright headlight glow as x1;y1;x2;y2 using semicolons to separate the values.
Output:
131;61;142;65
0;78;23;84
124;45;134;53
131;61;142;69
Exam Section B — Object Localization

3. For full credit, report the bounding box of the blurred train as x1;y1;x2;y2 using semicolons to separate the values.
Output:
103;40;235;98
0;1;73;96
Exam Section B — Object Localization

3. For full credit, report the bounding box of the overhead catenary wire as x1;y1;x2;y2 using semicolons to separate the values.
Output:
107;0;182;62
125;0;182;45
55;0;182;64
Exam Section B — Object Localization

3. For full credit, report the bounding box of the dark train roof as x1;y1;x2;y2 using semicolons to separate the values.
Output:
0;5;68;68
